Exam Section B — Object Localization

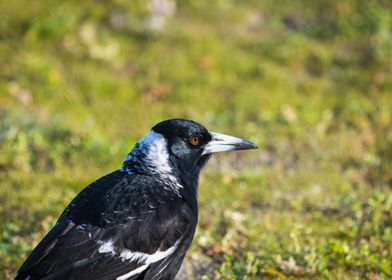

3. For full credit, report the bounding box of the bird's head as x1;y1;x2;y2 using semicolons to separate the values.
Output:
122;119;257;190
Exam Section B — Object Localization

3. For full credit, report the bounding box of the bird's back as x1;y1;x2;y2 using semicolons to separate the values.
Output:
16;170;197;280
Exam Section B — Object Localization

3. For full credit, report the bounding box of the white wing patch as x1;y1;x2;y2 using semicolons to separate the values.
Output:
119;241;178;263
97;240;116;256
97;240;179;280
116;264;149;280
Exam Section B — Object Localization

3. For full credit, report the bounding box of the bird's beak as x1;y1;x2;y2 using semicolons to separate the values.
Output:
202;132;258;155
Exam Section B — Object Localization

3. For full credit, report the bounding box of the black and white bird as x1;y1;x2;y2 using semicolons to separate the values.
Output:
16;119;257;280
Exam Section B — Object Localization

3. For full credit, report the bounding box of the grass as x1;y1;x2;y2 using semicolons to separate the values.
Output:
0;0;391;279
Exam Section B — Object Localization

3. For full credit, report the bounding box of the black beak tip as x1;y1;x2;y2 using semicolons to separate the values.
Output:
239;139;258;150
250;142;259;149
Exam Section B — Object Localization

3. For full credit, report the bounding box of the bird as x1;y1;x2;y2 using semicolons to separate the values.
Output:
16;118;257;280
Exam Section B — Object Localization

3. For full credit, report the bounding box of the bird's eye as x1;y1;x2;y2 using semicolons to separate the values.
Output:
189;136;200;146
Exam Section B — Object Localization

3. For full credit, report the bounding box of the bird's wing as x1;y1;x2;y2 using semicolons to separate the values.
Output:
16;171;196;280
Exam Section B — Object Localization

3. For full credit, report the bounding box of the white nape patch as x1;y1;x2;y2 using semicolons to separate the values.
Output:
25;276;31;280
121;131;183;194
144;132;172;172
116;264;149;280
98;240;116;256
132;131;172;173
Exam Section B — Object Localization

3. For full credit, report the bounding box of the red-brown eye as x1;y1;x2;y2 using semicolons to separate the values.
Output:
189;136;200;146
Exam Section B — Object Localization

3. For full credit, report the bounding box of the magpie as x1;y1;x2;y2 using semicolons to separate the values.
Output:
16;118;257;280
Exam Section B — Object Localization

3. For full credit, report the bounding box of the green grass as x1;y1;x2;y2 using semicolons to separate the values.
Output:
0;0;391;279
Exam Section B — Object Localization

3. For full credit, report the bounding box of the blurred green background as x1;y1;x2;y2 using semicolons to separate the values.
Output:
0;0;391;279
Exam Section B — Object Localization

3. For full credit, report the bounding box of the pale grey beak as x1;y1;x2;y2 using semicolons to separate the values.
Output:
202;132;258;155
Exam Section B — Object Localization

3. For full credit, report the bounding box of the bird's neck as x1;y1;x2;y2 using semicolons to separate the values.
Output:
121;151;184;194
120;136;197;198
121;154;199;195
121;131;175;177
120;131;210;207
